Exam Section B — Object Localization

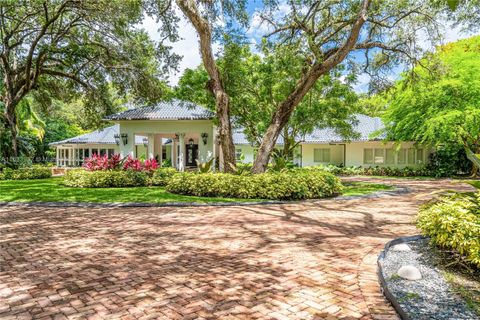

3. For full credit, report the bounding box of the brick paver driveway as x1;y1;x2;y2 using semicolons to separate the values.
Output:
0;178;474;320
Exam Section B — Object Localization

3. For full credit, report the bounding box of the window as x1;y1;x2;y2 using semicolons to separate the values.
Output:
407;148;415;164
363;149;374;164
416;149;424;164
314;148;330;163
100;149;107;156
84;149;90;158
108;149;115;157
385;149;395;165
91;148;98;156
374;148;384;164
235;148;243;161
398;149;406;164
162;146;167;161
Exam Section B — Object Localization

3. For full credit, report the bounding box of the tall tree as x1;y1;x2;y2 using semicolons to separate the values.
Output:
382;35;480;175
176;43;359;161
0;0;178;157
173;0;247;172
249;0;453;173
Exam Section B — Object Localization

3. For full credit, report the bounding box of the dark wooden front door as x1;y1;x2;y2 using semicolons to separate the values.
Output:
185;144;198;167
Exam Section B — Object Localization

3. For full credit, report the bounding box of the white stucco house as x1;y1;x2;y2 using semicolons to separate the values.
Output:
50;100;430;170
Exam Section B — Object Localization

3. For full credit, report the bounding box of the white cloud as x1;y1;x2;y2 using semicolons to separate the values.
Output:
141;15;202;85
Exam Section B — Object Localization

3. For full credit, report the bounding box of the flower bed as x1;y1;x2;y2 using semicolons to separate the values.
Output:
0;166;52;180
417;193;480;268
166;170;342;200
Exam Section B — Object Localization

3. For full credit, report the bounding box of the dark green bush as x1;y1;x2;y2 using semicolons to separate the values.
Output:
0;166;52;180
427;146;472;177
150;167;178;186
417;193;480;268
63;169;148;188
165;170;342;200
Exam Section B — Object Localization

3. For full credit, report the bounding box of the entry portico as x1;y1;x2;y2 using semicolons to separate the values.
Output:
104;100;216;171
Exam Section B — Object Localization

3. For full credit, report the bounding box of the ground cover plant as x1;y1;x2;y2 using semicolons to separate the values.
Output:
311;164;436;177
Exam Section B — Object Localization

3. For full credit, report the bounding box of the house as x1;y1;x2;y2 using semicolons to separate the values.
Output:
50;100;430;170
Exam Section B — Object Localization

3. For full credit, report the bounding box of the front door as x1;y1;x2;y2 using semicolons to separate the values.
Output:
185;144;198;167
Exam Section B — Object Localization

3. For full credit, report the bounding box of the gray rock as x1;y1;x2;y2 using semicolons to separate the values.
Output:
391;243;411;252
397;265;422;280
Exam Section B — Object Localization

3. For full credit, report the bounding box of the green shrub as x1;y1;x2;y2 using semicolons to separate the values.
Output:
166;170;342;200
150;167;178;186
417;193;480;268
310;164;435;177
0;166;52;180
63;169;148;188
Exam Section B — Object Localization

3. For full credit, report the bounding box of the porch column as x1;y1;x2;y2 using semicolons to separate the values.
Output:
147;134;155;159
158;138;163;166
56;148;59;166
178;133;185;172
212;126;217;172
171;138;177;169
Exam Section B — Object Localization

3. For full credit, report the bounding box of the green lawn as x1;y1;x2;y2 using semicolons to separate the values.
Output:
465;180;480;189
341;182;394;196
0;177;393;204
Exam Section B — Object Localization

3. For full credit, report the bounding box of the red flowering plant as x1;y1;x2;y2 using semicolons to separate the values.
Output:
144;158;159;172
83;153;109;171
108;154;122;170
122;155;143;171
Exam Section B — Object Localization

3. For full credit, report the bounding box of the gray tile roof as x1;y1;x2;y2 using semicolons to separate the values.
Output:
301;114;385;144
104;99;214;121
233;114;384;145
49;125;146;146
51;112;384;146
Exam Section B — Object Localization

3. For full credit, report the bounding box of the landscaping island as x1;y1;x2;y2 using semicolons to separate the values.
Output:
0;176;393;204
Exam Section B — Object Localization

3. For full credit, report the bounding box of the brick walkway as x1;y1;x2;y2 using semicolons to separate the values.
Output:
0;178;474;320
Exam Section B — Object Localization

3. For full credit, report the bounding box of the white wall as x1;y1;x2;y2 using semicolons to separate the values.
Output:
345;141;430;167
301;144;344;167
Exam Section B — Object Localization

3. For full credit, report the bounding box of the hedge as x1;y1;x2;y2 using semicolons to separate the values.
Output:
150;167;178;186
63;169;148;188
165;170;342;200
417;193;480;268
311;164;435;177
0;166;52;180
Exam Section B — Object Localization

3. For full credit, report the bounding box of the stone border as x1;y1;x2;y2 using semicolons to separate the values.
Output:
377;235;427;320
0;186;409;208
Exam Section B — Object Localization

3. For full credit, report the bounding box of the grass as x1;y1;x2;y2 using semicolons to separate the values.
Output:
341;182;394;196
0;177;393;204
464;179;480;189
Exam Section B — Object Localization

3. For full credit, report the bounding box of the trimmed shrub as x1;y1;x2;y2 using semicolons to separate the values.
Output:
310;164;435;177
165;170;342;200
417;193;480;268
63;169;148;188
0;166;52;180
150;167;178;186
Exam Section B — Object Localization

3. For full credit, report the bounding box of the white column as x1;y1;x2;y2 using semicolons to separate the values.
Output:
56;148;59;166
147;134;155;159
158;138;163;166
171;138;176;169
119;129;134;158
178;133;185;172
212;126;217;172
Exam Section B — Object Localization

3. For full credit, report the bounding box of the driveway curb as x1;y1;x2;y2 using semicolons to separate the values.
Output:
377;234;427;320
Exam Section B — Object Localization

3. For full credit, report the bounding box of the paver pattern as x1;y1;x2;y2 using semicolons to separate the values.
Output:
0;178;474;320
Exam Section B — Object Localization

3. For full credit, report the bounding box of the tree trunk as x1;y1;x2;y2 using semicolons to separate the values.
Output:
3;99;18;158
176;0;236;173
251;0;370;173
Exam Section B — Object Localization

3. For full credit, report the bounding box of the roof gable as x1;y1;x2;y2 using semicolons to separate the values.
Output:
104;99;214;121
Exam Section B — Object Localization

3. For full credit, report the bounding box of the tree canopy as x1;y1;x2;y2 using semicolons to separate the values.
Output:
175;42;360;159
0;0;177;158
381;35;480;170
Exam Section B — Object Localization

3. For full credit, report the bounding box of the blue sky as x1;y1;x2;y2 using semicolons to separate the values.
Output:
141;2;475;92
